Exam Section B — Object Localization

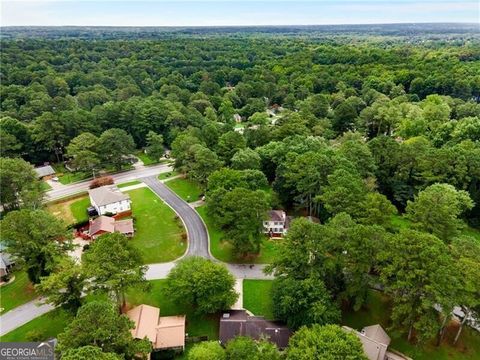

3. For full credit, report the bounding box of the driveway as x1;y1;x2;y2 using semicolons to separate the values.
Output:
142;176;210;259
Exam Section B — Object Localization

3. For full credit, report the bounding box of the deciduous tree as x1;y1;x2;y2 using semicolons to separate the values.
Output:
406;183;474;242
1;209;70;283
189;341;226;360
82;233;148;311
166;257;237;314
273;276;340;329
97;128;135;170
378;229;458;342
36;256;85;313
0;157;43;211
286;324;368;360
57;301;151;359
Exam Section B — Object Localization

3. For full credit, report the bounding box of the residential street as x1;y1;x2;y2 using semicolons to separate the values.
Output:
0;173;272;336
45;163;173;201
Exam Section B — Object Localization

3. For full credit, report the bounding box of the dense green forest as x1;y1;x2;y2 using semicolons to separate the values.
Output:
2;29;479;221
1;26;480;358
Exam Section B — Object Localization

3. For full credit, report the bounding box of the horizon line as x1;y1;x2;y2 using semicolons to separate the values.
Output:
2;21;478;28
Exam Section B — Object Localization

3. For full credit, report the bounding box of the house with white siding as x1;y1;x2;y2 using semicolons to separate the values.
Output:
263;210;290;238
88;185;131;216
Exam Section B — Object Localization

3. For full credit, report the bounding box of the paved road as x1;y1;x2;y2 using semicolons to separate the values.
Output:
142;176;210;258
46;163;173;201
0;300;54;336
0;173;272;336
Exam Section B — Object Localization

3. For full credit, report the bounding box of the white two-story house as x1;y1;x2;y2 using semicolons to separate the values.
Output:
263;210;290;238
88;185;131;216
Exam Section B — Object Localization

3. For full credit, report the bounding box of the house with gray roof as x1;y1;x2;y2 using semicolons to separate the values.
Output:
0;252;14;277
219;310;291;349
343;324;412;360
88;185;131;216
34;165;56;179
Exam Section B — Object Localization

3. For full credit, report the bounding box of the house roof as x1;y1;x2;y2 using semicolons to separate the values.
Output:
34;165;55;178
88;185;130;207
127;304;185;350
90;216;134;236
114;219;134;234
155;316;186;349
127;304;160;343
89;216;115;235
362;324;391;346
267;210;286;222
219;310;291;349
0;253;13;270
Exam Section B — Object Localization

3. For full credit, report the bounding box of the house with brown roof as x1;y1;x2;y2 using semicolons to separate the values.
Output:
343;324;412;360
263;210;291;238
88;185;131;216
127;304;186;353
219;310;291;349
89;215;134;240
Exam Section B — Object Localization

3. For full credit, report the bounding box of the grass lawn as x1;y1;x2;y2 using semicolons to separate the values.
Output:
69;196;90;223
117;180;141;188
136;150;159;166
128;188;186;263
243;280;274;320
53;163;90;185
342;289;480;360
40;181;52;191
0;308;72;342
165;178;203;203
196;206;279;264
0;271;36;314
126;279;219;341
158;170;179;180
46;194;88;224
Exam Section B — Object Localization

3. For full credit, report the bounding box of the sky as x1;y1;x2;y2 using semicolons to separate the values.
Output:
1;0;479;27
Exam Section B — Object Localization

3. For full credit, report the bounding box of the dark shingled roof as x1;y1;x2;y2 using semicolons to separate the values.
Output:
219;310;291;349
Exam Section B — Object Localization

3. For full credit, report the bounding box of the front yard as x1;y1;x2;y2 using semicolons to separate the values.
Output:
52;163;90;185
0;308;72;342
0;271;36;314
165;177;203;203
158;170;179;180
128;188;186;263
196;206;279;263
135;150;159;166
243;279;274;320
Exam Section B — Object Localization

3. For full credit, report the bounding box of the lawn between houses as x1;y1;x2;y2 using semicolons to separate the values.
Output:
241;280;480;360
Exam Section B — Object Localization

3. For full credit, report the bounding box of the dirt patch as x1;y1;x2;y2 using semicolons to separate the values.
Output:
46;197;86;224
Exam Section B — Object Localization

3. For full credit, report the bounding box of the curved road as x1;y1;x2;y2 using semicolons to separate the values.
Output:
142;176;210;259
1;174;271;336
